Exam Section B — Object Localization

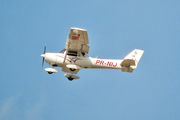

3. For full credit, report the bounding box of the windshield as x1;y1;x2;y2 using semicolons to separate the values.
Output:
60;49;66;53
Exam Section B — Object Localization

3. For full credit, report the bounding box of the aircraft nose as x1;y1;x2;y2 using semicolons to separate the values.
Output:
41;54;45;58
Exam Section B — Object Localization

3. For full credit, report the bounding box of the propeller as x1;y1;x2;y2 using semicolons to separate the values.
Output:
41;44;46;68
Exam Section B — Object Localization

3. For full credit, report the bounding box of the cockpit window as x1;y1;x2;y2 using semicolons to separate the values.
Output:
60;49;66;53
60;49;88;57
82;52;89;57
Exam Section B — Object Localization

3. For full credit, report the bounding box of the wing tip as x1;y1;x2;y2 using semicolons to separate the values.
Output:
71;27;87;31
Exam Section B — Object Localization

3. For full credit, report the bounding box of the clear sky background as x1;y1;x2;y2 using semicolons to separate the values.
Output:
0;0;180;120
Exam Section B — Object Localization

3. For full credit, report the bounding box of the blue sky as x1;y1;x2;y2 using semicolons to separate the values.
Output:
0;0;180;120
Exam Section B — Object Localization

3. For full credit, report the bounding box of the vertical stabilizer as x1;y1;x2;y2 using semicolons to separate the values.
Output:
120;49;144;72
124;49;144;66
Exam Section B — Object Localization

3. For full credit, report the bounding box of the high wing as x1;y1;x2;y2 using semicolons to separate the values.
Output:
62;27;89;75
65;27;89;54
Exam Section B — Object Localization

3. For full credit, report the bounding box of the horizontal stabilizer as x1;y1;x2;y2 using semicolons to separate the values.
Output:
120;59;135;67
121;66;136;73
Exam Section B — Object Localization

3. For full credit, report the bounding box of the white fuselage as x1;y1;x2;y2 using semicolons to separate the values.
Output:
44;52;123;70
40;27;144;80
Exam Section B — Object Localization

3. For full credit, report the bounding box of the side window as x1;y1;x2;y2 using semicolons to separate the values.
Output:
67;51;77;56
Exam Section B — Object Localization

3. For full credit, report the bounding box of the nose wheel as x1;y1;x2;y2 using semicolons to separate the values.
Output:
48;72;53;74
45;68;58;74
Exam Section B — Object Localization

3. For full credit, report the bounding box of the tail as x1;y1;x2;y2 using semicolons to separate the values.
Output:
120;49;144;72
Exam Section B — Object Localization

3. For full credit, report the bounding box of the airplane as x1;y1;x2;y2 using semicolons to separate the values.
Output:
41;27;144;81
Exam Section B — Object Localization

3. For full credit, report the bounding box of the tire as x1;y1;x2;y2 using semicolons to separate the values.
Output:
68;77;74;81
48;72;52;74
70;68;76;71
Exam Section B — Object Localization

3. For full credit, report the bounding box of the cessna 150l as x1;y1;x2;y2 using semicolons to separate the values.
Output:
41;27;144;81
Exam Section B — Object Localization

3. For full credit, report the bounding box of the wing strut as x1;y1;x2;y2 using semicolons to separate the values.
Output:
63;43;70;65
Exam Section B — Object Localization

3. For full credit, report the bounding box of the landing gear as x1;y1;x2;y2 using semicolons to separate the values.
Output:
68;77;74;81
45;68;58;74
48;72;53;74
70;68;76;71
64;74;80;81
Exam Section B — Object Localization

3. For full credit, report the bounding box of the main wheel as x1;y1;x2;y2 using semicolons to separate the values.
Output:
68;77;74;81
70;68;76;71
